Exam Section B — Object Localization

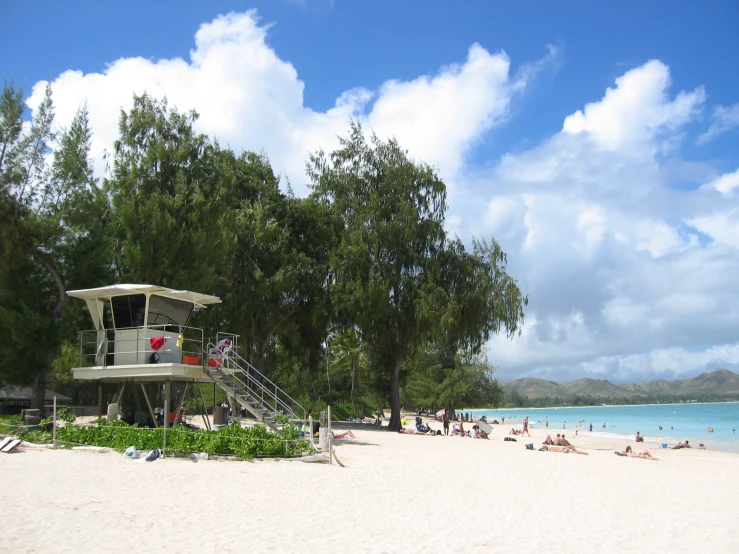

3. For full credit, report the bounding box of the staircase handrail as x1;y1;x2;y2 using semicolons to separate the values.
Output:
206;343;306;421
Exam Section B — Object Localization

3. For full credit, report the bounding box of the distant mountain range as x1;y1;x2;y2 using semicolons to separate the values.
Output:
502;369;739;400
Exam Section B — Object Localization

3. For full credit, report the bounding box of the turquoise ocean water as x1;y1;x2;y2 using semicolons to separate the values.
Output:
469;402;739;453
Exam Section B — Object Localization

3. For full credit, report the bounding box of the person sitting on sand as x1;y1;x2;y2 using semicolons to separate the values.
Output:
671;440;691;449
699;444;706;450
469;425;478;439
452;424;469;437
415;416;430;433
477;426;489;439
539;445;589;455
635;431;644;443
332;430;358;439
560;434;574;447
543;435;554;445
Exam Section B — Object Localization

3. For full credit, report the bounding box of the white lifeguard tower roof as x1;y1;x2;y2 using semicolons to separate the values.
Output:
68;284;221;309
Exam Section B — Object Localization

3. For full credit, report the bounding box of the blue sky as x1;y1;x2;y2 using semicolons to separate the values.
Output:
3;1;739;382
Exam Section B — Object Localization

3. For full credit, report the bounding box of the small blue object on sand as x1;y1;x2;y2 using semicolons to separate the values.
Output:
662;443;668;449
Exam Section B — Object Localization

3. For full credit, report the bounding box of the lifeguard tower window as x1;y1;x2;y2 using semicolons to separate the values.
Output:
102;299;113;328
111;294;146;329
147;295;194;329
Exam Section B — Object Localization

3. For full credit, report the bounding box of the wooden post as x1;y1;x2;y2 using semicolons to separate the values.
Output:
319;410;329;453
163;381;170;458
327;405;332;465
52;396;57;449
97;382;103;417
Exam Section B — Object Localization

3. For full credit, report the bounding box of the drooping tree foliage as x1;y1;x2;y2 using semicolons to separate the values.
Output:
0;82;111;408
1;86;527;417
308;122;527;429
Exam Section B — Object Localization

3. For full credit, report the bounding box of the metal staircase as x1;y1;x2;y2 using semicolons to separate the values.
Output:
203;341;305;435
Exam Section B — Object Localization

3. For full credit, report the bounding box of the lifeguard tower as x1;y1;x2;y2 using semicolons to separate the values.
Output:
69;284;304;433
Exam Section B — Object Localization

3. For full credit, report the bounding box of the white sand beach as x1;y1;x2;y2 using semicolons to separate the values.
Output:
2;419;738;553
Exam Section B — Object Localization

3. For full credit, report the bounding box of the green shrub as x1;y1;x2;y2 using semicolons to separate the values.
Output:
12;418;315;460
0;414;23;434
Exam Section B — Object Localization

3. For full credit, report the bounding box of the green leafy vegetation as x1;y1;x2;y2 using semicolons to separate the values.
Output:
9;419;312;460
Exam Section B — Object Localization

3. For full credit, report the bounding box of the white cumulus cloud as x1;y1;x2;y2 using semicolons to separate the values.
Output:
475;60;739;382
26;10;546;196
697;103;739;144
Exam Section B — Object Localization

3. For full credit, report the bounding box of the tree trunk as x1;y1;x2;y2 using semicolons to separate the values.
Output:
32;369;47;414
30;253;68;414
350;358;355;413
387;356;402;431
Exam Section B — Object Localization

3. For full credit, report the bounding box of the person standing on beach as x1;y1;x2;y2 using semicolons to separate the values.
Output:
523;416;530;436
443;411;450;436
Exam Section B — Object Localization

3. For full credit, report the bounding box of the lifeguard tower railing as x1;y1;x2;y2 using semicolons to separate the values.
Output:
205;333;306;427
77;324;206;368
77;326;306;434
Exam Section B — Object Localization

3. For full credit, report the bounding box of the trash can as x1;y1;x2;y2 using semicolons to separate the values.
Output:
213;405;228;425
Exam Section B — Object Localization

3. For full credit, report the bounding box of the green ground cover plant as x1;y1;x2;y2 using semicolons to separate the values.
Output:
7;419;312;460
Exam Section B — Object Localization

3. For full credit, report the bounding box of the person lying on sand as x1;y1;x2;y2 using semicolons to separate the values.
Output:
671;441;691;449
332;430;358;439
539;445;589;455
615;445;658;460
398;428;437;436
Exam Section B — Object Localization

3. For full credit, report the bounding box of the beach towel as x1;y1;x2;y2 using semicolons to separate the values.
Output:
150;336;166;351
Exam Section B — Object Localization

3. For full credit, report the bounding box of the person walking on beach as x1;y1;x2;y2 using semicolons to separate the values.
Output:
523;416;530;436
443;411;450;436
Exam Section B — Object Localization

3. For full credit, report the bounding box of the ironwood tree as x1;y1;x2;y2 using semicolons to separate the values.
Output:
0;83;110;409
308;122;527;430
